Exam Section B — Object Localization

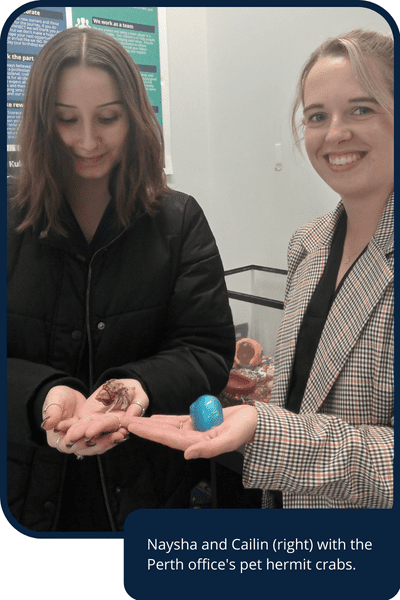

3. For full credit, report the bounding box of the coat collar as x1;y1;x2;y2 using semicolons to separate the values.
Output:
301;192;394;257
299;193;394;414
37;197;146;258
372;192;394;257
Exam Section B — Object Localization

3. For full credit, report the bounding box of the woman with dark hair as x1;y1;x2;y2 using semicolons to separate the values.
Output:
7;26;235;531
124;29;394;509
13;26;167;234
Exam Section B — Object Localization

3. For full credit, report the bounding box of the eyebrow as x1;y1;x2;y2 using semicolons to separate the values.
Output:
303;97;378;114
55;100;123;108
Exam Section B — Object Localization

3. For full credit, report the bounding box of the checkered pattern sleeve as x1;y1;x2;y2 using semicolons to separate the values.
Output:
243;402;393;508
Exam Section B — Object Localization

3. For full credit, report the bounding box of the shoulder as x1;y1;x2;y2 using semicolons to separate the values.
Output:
153;190;207;229
288;202;344;257
157;189;200;215
148;190;217;256
283;203;343;293
291;204;342;246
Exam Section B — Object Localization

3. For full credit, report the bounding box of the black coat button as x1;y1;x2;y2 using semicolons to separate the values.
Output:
71;330;82;340
44;501;55;513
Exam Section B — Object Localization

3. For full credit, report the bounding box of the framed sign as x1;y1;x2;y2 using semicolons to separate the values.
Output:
6;6;172;174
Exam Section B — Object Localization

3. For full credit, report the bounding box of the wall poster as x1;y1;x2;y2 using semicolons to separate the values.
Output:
6;6;172;175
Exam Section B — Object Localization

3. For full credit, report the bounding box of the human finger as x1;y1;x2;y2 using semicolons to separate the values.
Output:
47;432;77;455
62;416;95;445
121;414;190;429
75;431;130;455
61;429;130;455
41;401;64;431
85;412;125;438
55;416;80;432
124;399;147;418
64;412;126;444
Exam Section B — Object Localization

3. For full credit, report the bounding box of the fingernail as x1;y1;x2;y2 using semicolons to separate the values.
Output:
40;417;49;429
113;438;128;444
66;441;77;448
85;439;96;447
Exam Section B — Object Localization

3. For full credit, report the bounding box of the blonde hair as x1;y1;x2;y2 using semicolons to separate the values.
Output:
13;27;169;235
291;29;394;149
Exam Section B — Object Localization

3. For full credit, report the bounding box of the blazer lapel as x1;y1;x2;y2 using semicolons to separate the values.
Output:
284;205;342;350
271;206;341;409
300;198;394;414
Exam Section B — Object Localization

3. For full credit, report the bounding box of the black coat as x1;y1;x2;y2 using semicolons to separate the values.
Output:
7;185;235;532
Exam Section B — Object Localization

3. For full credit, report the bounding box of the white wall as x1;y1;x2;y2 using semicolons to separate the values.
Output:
165;6;392;272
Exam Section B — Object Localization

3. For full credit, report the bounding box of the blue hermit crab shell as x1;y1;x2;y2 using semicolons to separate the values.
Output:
190;395;224;431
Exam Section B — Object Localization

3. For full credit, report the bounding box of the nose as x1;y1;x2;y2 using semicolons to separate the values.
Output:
77;121;100;152
325;115;352;143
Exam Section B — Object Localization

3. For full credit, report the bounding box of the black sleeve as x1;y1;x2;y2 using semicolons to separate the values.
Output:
7;358;88;446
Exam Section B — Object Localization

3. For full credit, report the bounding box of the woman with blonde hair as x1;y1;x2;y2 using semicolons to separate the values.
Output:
123;29;394;509
7;26;235;531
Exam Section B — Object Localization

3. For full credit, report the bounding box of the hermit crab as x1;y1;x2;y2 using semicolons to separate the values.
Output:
95;379;134;412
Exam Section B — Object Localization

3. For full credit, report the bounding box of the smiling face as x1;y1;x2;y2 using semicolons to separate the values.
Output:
54;66;129;183
302;56;394;204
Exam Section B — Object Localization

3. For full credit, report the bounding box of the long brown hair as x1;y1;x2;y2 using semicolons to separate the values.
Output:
291;29;394;150
13;26;169;235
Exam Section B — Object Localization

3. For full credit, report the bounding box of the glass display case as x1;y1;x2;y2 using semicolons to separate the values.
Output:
217;265;287;408
224;264;287;356
209;265;287;508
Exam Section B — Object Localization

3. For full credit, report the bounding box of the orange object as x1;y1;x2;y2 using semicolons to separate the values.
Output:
224;372;256;396
234;338;263;367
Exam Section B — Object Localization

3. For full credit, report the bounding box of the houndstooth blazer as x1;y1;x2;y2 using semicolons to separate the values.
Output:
243;194;394;508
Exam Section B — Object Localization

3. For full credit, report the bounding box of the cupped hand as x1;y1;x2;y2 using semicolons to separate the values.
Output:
41;385;86;431
122;404;258;460
60;379;149;455
41;385;87;453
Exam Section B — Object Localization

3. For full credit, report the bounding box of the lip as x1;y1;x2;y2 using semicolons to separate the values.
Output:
74;153;107;164
323;151;368;171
